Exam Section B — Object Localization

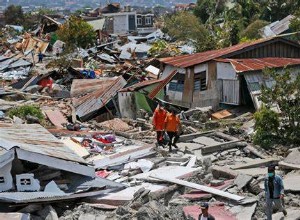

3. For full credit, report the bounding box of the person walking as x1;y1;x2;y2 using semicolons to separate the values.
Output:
198;202;215;220
152;103;167;147
164;109;180;152
265;165;287;220
38;51;44;63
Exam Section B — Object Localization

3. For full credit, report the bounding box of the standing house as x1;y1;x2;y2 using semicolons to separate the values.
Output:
216;58;300;110
158;37;300;109
103;11;137;34
136;13;156;35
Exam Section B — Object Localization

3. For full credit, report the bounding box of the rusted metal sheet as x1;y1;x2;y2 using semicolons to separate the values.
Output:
159;37;300;68
217;58;300;73
0;123;86;164
44;109;68;128
71;78;116;98
74;76;127;119
119;79;162;92
148;70;177;99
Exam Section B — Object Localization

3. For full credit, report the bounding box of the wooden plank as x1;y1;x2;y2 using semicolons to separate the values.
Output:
151;174;244;201
230;158;279;170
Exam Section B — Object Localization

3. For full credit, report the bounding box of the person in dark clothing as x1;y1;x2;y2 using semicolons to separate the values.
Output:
265;165;287;220
38;51;44;63
198;202;215;220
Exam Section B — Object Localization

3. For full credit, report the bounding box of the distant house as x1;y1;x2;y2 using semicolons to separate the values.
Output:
103;11;136;34
260;15;295;38
136;13;156;35
156;37;300;110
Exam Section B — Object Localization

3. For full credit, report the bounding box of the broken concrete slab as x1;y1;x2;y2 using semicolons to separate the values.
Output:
179;131;214;142
93;183;166;206
211;166;239;179
283;148;300;165
183;205;237;220
193;136;221;146
231;158;279;170
176;142;205;151
234;174;253;189
133;166;201;181
272;209;300;220
229;203;257;220
235;167;267;177
244;144;267;159
279;161;300;170
201;140;246;154
283;171;300;192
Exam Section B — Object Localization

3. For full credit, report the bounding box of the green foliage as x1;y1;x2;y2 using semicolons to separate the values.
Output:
241;20;269;40
163;11;213;52
259;68;300;144
56;16;96;49
8;105;44;121
253;106;280;148
148;40;180;58
4;5;25;26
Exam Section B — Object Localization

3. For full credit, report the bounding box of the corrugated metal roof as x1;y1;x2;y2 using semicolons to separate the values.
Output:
119;79;162;92
159;37;298;68
71;78;117;98
217;57;300;73
261;15;295;38
148;70;177;99
0;123;86;163
74;76;127;119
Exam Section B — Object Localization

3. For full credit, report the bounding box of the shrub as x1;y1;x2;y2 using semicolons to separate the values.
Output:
253;106;280;148
8;105;44;120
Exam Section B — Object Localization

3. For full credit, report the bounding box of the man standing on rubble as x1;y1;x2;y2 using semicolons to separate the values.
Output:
152;103;167;147
265;165;287;219
164;109;180;152
198;202;215;220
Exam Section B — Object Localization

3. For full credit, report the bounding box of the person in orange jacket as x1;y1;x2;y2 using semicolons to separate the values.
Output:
164;109;180;152
152;103;167;146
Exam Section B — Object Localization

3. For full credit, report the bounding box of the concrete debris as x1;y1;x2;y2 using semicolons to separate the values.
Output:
234;174;253;190
0;8;299;220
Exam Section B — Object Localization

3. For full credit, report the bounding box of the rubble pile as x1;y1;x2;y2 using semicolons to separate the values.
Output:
1;13;300;220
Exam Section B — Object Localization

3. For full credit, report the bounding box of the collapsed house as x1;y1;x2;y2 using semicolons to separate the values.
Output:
157;36;300;110
0;123;124;203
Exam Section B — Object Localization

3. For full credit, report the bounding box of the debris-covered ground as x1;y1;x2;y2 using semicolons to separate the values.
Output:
1;12;300;220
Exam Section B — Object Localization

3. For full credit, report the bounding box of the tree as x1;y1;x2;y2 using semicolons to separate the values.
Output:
254;68;300;147
241;20;269;40
56;16;96;49
4;5;25;25
163;11;212;52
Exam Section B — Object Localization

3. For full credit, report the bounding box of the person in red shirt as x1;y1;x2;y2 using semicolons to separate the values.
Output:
164;109;180;152
152;103;167;146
